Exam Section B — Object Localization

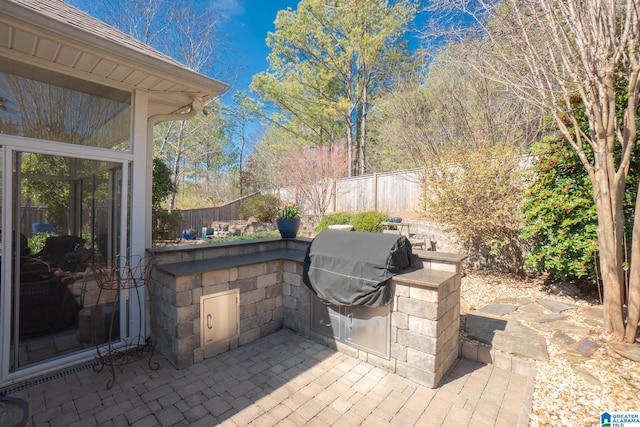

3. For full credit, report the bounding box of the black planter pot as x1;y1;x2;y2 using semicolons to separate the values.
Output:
277;218;300;238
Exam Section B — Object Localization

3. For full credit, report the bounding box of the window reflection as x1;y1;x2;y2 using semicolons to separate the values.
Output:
10;152;126;370
0;58;131;150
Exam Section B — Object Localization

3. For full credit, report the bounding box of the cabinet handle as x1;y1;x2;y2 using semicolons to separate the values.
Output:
319;320;331;327
347;313;353;330
206;314;212;329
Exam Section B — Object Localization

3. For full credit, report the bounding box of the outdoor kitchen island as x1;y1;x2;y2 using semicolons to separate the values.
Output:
148;237;465;388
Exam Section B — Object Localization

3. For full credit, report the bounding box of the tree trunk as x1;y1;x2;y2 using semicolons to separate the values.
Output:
593;158;626;339
168;121;187;212
239;125;245;196
625;180;640;343
359;80;368;176
346;71;354;178
346;122;353;177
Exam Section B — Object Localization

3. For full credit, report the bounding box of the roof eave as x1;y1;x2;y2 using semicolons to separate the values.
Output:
1;1;229;110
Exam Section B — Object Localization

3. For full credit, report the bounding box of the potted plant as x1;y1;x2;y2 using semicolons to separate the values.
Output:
276;202;300;238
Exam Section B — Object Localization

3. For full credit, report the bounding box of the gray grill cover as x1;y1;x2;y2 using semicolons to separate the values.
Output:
302;230;414;307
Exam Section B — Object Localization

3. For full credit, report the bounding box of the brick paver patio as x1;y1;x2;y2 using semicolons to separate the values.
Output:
5;330;535;426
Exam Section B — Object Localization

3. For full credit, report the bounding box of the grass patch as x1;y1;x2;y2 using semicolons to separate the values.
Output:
204;230;280;243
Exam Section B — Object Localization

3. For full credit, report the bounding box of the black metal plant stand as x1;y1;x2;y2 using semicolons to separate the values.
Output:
87;256;159;389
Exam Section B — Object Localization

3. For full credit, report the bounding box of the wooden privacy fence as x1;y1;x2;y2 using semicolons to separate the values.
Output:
177;192;260;231
280;168;425;216
178;167;426;235
330;168;424;214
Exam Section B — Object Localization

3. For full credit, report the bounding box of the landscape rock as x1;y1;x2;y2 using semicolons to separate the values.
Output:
581;306;604;327
511;312;567;323
539;299;579;313
563;338;598;358
552;331;576;346
572;366;601;386
465;312;549;361
479;303;517;316
574;339;599;357
518;303;544;314
548;281;582;297
608;341;640;362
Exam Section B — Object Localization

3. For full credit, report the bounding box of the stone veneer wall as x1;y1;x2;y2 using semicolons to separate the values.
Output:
149;240;463;388
293;257;462;388
390;271;461;387
149;239;308;369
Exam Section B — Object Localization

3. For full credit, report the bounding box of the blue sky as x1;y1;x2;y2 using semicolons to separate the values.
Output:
212;0;426;94
206;0;426;142
68;0;426;97
214;0;301;92
68;0;426;143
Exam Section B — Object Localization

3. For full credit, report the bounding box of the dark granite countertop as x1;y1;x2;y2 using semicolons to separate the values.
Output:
156;248;307;277
391;267;456;288
414;250;468;264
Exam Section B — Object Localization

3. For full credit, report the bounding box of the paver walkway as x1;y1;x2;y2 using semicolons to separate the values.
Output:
5;330;535;426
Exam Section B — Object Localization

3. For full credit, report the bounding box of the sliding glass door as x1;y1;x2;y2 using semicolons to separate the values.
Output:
5;150;128;371
0;55;134;376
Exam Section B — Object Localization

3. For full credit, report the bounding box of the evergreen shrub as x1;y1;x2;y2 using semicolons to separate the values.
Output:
351;211;388;232
238;194;281;222
316;211;387;233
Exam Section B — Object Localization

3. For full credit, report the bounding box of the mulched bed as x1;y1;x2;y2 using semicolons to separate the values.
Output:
460;269;640;426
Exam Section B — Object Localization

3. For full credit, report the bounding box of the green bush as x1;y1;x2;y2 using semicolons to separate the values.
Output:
521;139;598;282
350;211;388;232
316;211;388;233
521;89;640;285
519;134;640;285
153;210;182;242
152;158;179;243
316;212;354;232
28;231;57;254
238;194;281;222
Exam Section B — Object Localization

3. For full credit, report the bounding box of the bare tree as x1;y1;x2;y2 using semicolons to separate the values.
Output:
71;0;230;210
280;144;349;221
375;48;540;272
428;0;640;341
379;48;541;167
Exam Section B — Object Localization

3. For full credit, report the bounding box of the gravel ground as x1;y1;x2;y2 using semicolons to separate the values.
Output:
460;270;640;427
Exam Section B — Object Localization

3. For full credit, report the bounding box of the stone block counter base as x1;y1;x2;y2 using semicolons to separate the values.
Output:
148;238;465;388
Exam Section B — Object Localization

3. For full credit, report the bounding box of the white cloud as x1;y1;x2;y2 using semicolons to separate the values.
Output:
210;0;245;17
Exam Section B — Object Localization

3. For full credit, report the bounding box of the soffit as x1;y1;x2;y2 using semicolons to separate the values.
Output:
0;0;228;116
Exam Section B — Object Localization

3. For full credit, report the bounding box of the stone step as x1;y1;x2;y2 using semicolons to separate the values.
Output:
459;335;537;377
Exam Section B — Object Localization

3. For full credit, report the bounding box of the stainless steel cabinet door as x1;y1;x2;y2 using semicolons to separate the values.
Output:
344;305;390;358
311;296;341;339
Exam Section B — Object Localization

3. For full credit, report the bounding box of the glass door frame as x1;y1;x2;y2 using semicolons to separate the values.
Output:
0;135;133;384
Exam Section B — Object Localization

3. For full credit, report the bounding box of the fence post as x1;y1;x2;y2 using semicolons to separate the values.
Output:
373;172;378;211
332;179;337;213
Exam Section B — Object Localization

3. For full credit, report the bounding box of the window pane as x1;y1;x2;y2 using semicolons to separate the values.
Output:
11;151;128;370
0;58;131;151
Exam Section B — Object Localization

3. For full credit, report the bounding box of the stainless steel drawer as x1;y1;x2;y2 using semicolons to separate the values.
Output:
311;294;390;359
